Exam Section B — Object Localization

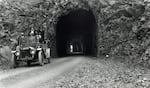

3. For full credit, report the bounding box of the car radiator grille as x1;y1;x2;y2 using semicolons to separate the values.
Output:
20;49;32;58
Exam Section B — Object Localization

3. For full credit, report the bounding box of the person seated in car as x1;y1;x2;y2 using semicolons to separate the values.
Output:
29;29;36;43
37;30;44;43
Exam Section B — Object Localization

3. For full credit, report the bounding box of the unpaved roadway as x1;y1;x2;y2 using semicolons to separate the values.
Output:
0;56;86;88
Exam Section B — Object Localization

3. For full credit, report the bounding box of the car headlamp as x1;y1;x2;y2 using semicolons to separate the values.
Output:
31;50;35;54
15;51;20;56
30;48;36;54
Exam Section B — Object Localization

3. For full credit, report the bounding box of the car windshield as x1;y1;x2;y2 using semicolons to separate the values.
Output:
19;35;37;48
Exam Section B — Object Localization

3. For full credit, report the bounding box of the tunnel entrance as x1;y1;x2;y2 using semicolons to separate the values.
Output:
56;9;97;57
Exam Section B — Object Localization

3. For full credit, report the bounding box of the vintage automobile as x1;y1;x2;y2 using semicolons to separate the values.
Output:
11;33;50;68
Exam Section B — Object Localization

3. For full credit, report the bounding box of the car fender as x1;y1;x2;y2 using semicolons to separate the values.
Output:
11;51;16;54
37;48;42;51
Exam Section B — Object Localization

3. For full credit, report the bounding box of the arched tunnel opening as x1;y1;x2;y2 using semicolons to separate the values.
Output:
56;9;97;57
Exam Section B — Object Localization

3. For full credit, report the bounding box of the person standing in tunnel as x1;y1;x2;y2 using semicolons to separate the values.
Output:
70;44;73;53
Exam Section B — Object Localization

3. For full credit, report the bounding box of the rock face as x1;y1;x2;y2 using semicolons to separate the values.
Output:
0;0;150;67
0;46;12;68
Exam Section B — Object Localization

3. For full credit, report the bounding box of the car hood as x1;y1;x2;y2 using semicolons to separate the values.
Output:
21;46;36;50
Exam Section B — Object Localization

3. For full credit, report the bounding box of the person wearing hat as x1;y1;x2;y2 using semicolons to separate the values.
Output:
29;28;36;43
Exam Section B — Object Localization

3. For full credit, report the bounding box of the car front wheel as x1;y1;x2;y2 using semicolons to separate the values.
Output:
27;60;31;66
38;51;44;66
11;54;18;68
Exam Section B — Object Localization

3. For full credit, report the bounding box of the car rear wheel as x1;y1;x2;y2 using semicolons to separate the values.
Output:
46;48;50;63
47;58;50;63
38;51;44;66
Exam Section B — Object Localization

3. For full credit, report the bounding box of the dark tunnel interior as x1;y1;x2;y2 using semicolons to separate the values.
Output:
56;9;97;57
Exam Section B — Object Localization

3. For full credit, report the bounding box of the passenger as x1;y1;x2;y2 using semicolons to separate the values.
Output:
18;33;24;45
37;30;44;43
29;30;36;43
36;32;42;43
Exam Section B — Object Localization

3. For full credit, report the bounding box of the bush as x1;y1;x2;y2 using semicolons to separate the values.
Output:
0;46;12;69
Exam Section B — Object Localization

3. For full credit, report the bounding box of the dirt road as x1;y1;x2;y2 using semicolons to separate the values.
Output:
0;56;86;88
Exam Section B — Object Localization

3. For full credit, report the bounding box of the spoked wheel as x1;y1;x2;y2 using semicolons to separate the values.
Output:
27;60;31;66
46;48;50;63
47;58;50;63
11;54;18;68
38;51;44;66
